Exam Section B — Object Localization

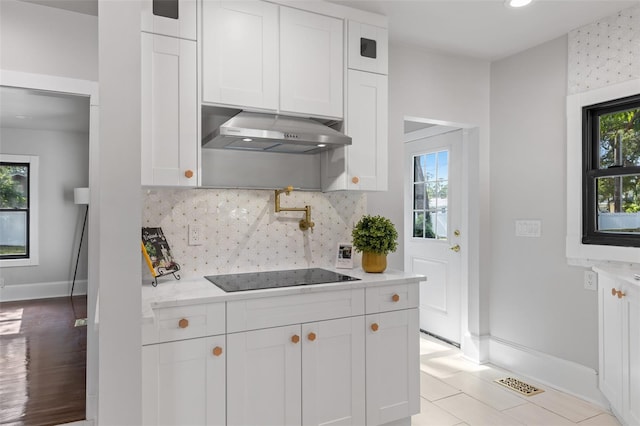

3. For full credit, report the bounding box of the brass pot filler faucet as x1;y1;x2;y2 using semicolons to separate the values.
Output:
274;186;314;231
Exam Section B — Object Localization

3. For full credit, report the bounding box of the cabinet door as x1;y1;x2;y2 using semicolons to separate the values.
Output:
622;284;640;424
598;275;623;413
280;7;343;119
302;317;365;426
141;33;198;186
141;0;197;40
142;335;226;426
202;0;278;110
348;21;388;75
322;70;388;191
227;325;302;426
366;309;420;426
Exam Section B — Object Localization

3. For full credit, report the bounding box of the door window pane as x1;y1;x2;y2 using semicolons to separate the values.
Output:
412;150;449;239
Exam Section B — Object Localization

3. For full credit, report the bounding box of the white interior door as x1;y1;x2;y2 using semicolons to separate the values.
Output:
404;130;462;345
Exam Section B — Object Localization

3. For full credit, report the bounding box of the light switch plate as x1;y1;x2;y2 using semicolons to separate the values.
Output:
515;220;542;237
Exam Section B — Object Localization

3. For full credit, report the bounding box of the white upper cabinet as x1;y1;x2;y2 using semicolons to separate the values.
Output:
322;69;388;191
141;32;198;187
348;21;388;75
141;0;197;40
279;6;344;119
201;0;279;111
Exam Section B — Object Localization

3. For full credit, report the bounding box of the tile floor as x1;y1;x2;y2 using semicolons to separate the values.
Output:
412;334;620;426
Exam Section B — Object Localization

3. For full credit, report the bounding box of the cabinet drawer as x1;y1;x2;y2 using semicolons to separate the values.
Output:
366;283;418;314
149;303;225;344
227;288;364;333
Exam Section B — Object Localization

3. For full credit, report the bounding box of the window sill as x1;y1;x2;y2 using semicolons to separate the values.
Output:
0;258;39;268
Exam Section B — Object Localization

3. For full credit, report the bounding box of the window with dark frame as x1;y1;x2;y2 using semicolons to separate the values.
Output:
582;94;640;247
0;162;30;259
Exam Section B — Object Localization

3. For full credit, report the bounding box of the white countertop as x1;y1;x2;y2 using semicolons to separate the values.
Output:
593;264;640;286
141;267;424;322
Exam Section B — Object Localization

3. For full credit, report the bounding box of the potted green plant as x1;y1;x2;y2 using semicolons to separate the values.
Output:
351;215;398;273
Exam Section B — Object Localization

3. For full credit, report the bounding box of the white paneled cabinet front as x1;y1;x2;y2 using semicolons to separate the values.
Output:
322;69;388;191
598;274;623;415
141;0;197;40
597;270;640;425
141;32;198;186
280;7;343;119
227;325;301;426
201;0;279;110
227;317;365;426
142;335;226;425
366;309;419;425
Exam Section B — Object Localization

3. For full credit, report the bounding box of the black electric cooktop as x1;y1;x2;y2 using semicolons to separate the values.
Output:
204;268;360;292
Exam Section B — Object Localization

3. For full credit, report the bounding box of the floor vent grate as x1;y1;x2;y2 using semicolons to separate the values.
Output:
74;318;87;327
494;377;544;396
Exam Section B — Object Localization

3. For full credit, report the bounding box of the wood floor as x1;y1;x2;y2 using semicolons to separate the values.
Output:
0;296;87;426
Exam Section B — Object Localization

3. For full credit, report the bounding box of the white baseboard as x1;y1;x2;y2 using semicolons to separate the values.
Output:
489;336;609;408
0;280;87;302
462;332;490;364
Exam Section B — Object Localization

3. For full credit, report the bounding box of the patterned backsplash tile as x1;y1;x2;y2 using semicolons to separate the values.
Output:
568;5;640;94
142;188;366;280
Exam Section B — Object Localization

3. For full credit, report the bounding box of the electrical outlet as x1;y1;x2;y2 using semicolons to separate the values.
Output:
0;277;5;288
584;270;597;291
188;224;203;246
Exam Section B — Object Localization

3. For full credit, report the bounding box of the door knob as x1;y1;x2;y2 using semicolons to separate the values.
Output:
450;244;461;253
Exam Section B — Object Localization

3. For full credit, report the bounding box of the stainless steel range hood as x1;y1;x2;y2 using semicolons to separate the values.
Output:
202;111;351;154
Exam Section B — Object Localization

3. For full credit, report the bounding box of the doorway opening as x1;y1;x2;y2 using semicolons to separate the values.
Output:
0;75;97;424
403;117;477;354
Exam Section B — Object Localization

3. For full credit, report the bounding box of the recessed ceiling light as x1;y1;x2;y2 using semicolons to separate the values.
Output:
242;138;253;142
317;144;326;148
506;0;532;8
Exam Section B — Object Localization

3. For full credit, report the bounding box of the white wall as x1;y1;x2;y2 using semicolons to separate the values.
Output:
489;36;599;370
0;127;89;297
368;42;492;351
369;42;491;270
0;0;98;81
97;0;142;423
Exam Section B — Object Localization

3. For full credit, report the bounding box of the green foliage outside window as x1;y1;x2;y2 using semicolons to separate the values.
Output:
598;108;640;213
0;165;27;209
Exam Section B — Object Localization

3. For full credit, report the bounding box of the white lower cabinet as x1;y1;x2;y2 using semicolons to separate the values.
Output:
227;316;365;426
597;269;640;425
142;282;420;425
142;335;226;425
365;309;420;425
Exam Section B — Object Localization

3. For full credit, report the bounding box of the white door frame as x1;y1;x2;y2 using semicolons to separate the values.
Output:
0;69;100;421
404;116;485;363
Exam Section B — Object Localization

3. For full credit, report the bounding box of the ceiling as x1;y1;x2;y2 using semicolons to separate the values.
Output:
21;0;639;60
0;87;90;133
6;0;638;133
330;0;639;60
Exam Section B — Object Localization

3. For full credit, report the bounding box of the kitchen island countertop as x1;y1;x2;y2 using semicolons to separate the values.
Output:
141;267;424;323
